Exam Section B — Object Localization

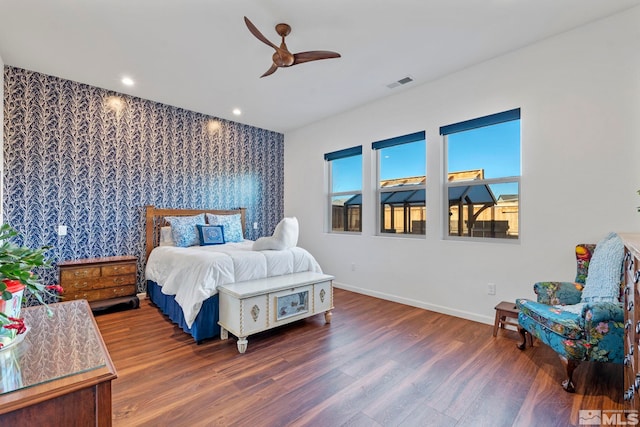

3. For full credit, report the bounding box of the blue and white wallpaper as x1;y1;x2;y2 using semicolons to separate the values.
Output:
3;66;284;292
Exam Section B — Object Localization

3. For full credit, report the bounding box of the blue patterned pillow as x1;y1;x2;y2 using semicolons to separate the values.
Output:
581;232;624;303
206;213;243;243
165;214;206;247
197;224;225;245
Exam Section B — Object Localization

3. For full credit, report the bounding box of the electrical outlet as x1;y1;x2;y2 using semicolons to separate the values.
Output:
57;225;67;236
488;283;496;295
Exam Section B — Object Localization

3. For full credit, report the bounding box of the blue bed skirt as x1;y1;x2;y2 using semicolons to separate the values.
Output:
147;280;220;343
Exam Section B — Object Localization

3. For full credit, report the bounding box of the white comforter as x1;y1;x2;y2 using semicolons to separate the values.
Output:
145;241;322;327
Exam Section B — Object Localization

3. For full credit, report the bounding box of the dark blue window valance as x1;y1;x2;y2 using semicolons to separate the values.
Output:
372;131;425;150
324;145;362;161
439;108;520;136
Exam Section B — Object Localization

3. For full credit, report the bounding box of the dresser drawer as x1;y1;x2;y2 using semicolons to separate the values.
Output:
102;263;137;277
64;274;136;292
60;264;138;286
60;267;101;281
67;285;137;302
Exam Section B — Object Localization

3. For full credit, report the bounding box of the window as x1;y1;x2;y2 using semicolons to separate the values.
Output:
373;131;426;235
441;109;520;240
325;146;362;232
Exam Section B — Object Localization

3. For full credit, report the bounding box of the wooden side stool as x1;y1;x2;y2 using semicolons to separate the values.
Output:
493;301;521;338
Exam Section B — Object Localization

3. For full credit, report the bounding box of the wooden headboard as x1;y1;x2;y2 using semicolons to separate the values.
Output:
144;205;247;262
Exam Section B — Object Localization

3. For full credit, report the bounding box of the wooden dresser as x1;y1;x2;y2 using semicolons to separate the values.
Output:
622;233;640;410
0;300;117;425
58;255;139;311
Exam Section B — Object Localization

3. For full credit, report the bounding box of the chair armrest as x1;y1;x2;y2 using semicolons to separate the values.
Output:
533;281;584;305
581;302;624;324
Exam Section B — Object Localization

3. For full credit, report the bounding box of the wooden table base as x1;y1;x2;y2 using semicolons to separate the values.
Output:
493;301;520;337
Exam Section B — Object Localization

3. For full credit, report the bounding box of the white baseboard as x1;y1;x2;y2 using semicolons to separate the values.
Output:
333;281;494;326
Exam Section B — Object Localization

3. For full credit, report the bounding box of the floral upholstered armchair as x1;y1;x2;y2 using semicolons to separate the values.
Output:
516;233;625;392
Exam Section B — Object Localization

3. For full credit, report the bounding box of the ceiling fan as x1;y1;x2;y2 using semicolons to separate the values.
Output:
244;16;341;78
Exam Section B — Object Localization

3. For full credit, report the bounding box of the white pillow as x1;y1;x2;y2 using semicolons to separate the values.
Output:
252;217;299;251
581;232;624;303
159;226;175;246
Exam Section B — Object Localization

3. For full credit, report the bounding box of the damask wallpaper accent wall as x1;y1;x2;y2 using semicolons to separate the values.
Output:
3;66;284;291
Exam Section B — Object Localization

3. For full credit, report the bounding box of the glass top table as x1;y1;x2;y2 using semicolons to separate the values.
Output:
1;299;109;395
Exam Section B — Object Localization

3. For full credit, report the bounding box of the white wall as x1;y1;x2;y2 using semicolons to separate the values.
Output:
284;7;640;325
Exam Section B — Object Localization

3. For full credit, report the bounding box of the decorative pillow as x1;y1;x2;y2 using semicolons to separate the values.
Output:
164;214;206;248
206;213;243;243
197;225;225;246
252;217;299;251
159;226;175;246
581;232;624;303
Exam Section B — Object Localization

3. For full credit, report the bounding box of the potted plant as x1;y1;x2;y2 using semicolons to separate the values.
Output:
0;223;61;349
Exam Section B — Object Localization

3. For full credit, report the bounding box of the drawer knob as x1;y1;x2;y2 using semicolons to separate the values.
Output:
319;288;326;303
250;305;260;322
114;277;124;284
74;282;88;289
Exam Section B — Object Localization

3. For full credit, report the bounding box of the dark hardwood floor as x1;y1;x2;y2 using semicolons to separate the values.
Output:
95;289;623;426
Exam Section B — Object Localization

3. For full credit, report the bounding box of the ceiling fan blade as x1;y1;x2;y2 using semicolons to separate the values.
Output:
293;51;341;65
244;16;279;51
244;18;340;77
260;64;279;78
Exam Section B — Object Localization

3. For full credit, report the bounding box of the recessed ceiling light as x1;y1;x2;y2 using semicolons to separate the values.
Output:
232;108;242;116
121;76;134;86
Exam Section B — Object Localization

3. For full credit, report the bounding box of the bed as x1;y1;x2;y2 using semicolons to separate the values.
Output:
144;206;322;343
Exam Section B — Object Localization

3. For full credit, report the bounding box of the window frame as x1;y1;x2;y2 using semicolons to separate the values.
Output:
325;146;363;234
441;109;521;242
372;131;426;237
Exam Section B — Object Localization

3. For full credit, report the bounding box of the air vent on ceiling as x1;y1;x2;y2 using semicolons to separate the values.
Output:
386;76;414;89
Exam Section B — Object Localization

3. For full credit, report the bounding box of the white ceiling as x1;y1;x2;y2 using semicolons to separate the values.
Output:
0;1;638;133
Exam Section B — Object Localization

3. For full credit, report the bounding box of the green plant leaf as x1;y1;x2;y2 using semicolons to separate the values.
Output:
0;223;52;306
